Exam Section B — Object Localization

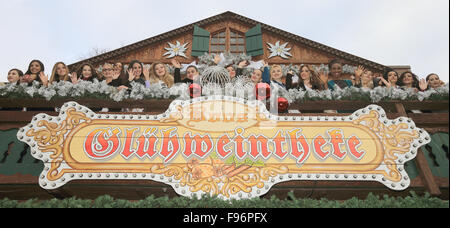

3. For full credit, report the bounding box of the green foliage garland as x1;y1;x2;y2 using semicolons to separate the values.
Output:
1;192;447;208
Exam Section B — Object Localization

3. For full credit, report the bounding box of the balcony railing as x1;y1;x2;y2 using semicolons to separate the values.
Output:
0;98;448;200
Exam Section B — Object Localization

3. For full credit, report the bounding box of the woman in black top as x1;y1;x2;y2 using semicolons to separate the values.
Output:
172;59;200;84
124;60;147;87
286;65;325;91
101;63;123;87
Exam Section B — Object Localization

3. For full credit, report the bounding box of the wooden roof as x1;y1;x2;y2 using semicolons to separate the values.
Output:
69;11;387;71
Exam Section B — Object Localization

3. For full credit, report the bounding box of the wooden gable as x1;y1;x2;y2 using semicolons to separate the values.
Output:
69;11;387;74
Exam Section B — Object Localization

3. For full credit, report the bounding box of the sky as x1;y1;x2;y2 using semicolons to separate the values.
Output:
0;0;448;82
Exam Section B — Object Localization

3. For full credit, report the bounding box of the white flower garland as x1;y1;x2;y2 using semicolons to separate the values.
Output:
1;78;448;104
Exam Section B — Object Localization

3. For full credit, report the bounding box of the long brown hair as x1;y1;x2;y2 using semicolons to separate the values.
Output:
399;71;420;89
299;65;325;90
77;63;99;81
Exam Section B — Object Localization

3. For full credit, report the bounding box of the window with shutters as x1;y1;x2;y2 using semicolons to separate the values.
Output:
230;30;246;54
210;30;227;54
209;29;246;54
192;24;263;57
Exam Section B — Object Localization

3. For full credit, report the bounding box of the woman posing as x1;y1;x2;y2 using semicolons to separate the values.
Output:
125;60;147;87
148;62;174;88
49;62;70;84
261;61;286;89
101;62;125;88
375;68;400;88
398;71;421;92
21;60;48;86
171;59;200;84
319;59;358;90
70;63;98;83
420;73;446;90
250;68;263;85
0;69;24;110
4;69;24;85
286;65;325;91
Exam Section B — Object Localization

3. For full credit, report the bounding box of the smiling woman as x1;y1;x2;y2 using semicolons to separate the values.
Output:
49;62;70;84
0;0;449;84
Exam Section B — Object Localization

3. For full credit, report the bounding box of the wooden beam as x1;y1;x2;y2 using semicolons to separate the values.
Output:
395;103;407;116
395;102;442;196
415;148;442;195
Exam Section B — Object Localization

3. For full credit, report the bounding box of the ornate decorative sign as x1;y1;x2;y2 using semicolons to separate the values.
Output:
17;96;430;200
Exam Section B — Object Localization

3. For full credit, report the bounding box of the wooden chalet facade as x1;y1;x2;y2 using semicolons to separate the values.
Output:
69;11;395;77
0;12;447;201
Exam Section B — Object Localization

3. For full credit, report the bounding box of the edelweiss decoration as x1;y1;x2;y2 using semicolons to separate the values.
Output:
18;97;430;200
267;41;292;59
163;41;189;58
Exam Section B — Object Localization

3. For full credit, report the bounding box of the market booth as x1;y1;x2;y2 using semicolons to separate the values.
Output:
0;12;448;200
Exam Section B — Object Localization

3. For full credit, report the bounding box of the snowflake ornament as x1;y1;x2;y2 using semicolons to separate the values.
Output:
163;41;189;58
267;41;292;59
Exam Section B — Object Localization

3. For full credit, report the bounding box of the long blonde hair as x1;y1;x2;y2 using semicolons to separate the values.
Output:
361;70;374;89
150;62;174;88
49;62;70;84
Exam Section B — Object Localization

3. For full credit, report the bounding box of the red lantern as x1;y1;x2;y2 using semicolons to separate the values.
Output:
255;83;271;100
278;97;289;113
189;83;202;98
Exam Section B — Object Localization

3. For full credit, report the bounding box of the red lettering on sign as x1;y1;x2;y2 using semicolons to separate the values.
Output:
328;129;347;160
248;135;271;159
273;130;288;159
82;126;369;165
287;129;310;165
84;128;121;159
234;133;246;160
136;128;158;159
183;133;213;159
313;135;329;160
122;128;139;159
347;135;365;160
159;127;180;163
217;134;232;158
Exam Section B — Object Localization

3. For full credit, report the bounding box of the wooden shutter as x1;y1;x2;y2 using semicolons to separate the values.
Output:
245;24;264;57
191;25;210;57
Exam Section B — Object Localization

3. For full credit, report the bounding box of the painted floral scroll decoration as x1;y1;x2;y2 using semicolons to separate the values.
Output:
353;109;422;183
24;107;92;181
267;41;292;59
150;157;289;198
163;41;189;58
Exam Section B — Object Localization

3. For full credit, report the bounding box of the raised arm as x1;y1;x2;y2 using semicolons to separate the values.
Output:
236;60;248;77
39;72;49;87
352;65;364;86
171;59;182;83
318;69;329;90
261;60;271;85
285;70;294;89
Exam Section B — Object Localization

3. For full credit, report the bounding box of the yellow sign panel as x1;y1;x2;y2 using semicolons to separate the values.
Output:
17;96;430;199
